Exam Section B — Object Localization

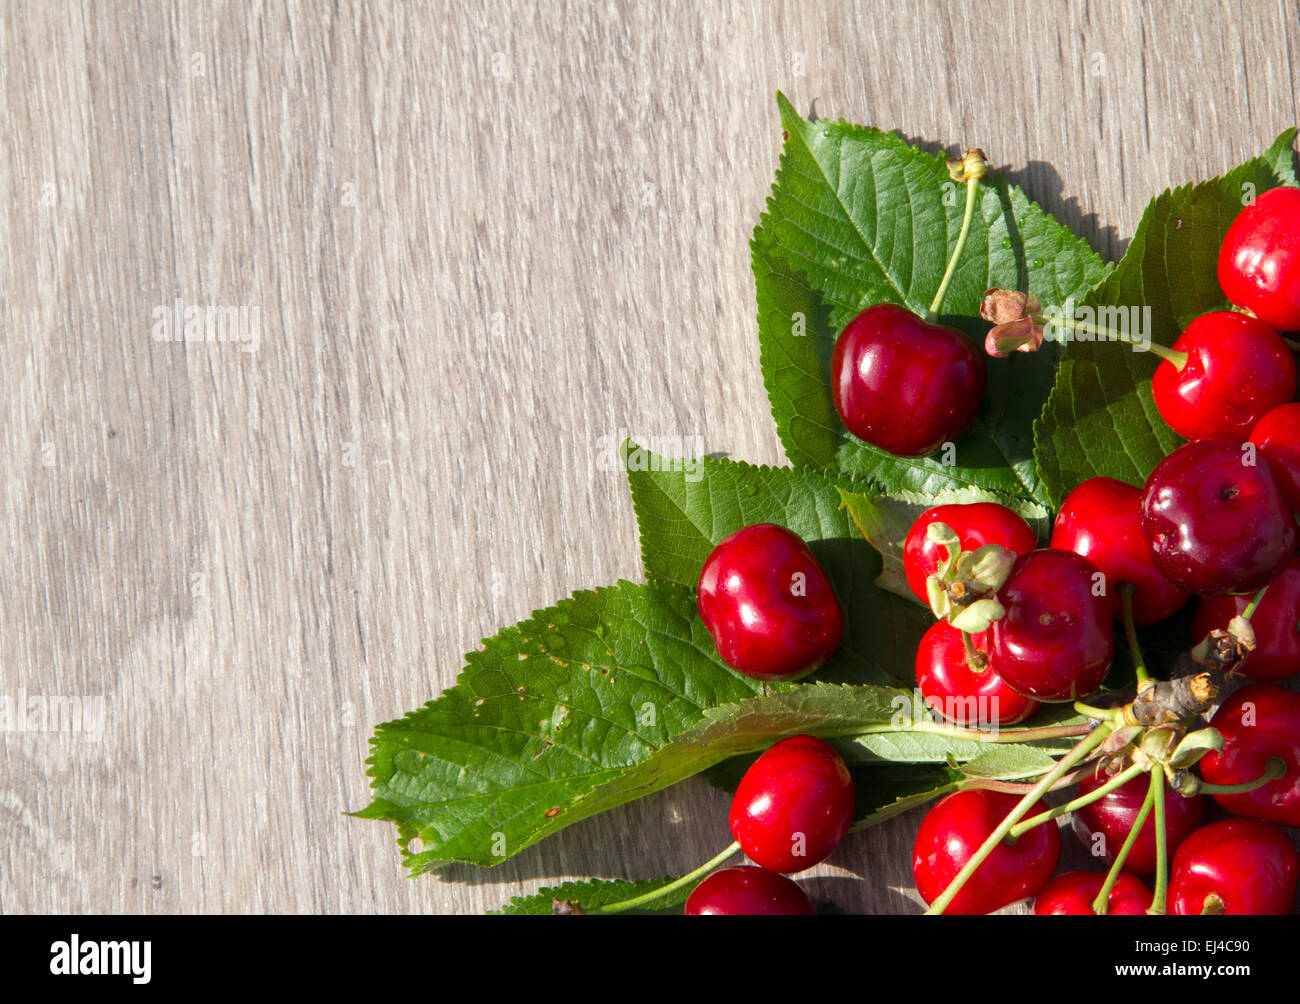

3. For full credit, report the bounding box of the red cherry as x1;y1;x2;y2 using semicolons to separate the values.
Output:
1218;185;1300;331
684;866;818;915
1200;683;1300;826
902;502;1038;605
1139;439;1296;595
1070;771;1205;877
697;524;843;681
1169;819;1300;915
1151;311;1296;441
1033;871;1152;915
729;735;854;874
912;789;1060;915
1049;477;1189;625
1192;556;1300;682
1250;402;1300;512
914;621;1039;727
831;304;987;458
987;549;1114;701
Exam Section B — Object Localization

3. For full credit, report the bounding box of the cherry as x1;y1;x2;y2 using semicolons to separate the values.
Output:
912;789;1060;915
1250;402;1300;512
1169;819;1300;916
1218;185;1300;331
986;549;1113;701
914;620;1039;727
729;735;855;873
697;524;843;681
683;866;818;915
903;502;1038;605
1033;871;1151;915
831;304;987;458
1151;311;1296;441
1049;477;1188;625
1139;439;1296;595
1192;555;1300;682
1070;771;1205;877
1199;683;1300;826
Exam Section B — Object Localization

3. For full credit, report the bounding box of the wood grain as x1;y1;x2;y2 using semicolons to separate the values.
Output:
1;0;1296;914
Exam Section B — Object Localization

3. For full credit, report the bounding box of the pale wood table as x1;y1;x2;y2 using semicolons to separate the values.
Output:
2;0;1297;915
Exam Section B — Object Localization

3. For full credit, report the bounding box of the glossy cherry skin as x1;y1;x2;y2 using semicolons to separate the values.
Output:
1071;771;1205;877
1200;683;1300;826
1033;871;1152;915
729;735;855;873
1219;185;1300;331
684;867;818;915
914;621;1039;727
697;524;844;681
1050;477;1189;625
1192;555;1300;682
903;502;1038;605
912;789;1060;914
1169;819;1300;916
1250;402;1300;512
1151;311;1296;441
987;549;1114;701
1140;439;1296;595
831;304;987;458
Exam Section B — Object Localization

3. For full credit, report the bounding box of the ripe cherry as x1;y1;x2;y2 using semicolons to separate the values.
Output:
987;549;1114;701
1033;871;1151;915
1139;439;1296;595
1169;819;1300;915
914;620;1039;727
1049;477;1188;625
683;866;817;915
831;304;986;458
1250;402;1300;512
729;735;855;873
912;789;1060;915
903;502;1038;605
697;524;843;681
1070;771;1205;877
1199;683;1300;826
1151;311;1296;441
1192;555;1300;682
1218;185;1300;331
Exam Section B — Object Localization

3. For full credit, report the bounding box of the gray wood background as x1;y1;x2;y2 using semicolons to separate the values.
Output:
2;0;1297;915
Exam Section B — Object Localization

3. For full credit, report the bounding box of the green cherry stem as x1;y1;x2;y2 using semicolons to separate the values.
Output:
1090;769;1157;914
1147;770;1169;915
959;764;1094;795
1074;700;1125;725
961;630;989;673
1241;583;1271;622
926;151;986;323
1033;314;1189;369
1005;761;1145;840
923;723;1113;915
1119;583;1151;690
1194;756;1287;795
593;841;741;915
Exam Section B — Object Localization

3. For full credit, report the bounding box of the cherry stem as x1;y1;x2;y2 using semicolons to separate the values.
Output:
923;723;1114;915
926;152;985;323
1200;893;1226;916
1195;756;1287;795
1147;770;1169;915
1090;769;1156;914
1119;583;1151;690
1073;700;1125;725
961;630;989;674
1005;761;1145;840
853;720;1093;744
958;764;1094;795
1240;583;1270;622
592;841;741;915
1031;314;1189;369
1284;335;1300;353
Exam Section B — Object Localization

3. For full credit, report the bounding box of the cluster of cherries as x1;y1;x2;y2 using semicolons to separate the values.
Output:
676;181;1300;915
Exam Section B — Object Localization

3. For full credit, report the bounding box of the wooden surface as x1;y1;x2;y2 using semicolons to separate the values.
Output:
2;0;1298;915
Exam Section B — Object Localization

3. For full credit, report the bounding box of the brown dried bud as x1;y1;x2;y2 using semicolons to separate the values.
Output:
552;898;585;916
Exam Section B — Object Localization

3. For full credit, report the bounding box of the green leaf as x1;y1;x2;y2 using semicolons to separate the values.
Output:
490;876;688;915
1034;129;1299;507
837;484;1048;602
625;445;932;686
753;92;1111;504
952;744;1062;780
